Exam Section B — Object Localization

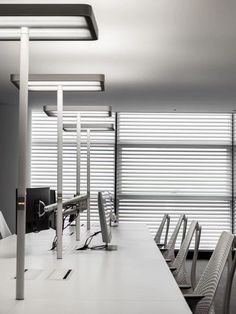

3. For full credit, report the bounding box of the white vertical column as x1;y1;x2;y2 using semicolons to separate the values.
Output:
57;86;63;259
87;129;91;230
16;27;29;301
75;113;81;240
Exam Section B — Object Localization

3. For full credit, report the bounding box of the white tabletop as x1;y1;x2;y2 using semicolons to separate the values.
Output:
0;223;191;314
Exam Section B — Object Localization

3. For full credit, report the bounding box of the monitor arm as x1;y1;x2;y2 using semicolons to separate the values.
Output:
37;194;88;218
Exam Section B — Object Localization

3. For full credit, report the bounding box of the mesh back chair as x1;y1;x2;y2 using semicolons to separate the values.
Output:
170;221;201;289
0;211;11;239
98;191;117;226
183;231;235;314
107;191;118;225
154;214;170;248
223;236;236;314
161;214;188;264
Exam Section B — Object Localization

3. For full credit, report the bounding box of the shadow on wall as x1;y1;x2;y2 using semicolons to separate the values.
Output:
0;103;18;233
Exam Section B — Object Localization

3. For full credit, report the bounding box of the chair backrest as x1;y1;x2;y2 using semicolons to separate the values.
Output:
163;214;188;262
154;214;170;247
107;191;117;224
0;211;11;239
223;236;236;314
99;191;116;225
172;220;201;288
194;231;234;314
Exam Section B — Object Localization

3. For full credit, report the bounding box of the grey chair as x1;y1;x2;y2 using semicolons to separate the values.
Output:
99;191;117;226
0;211;11;239
107;191;118;225
170;220;201;289
182;231;235;314
161;214;188;264
223;237;236;314
154;214;170;248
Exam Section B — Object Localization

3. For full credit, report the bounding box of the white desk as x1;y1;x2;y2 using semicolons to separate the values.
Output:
0;224;191;314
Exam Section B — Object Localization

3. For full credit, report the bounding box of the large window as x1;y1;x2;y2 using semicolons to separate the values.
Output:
117;113;232;250
31;111;115;222
31;110;233;250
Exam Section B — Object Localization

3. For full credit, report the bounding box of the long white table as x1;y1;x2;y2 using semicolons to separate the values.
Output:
0;223;191;314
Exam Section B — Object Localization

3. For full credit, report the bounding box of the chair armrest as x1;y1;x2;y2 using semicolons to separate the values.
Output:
165;258;172;263
179;284;192;290
169;266;177;272
184;294;204;312
160;247;168;252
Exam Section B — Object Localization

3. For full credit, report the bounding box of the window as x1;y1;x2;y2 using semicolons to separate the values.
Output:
117;113;232;250
31;110;233;250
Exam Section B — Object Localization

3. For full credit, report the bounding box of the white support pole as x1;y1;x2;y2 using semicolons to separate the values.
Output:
87;129;91;230
75;113;81;240
57;86;63;259
16;27;29;301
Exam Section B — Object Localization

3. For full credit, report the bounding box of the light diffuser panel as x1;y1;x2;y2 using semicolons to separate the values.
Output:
10;74;105;92
0;4;98;40
63;123;115;132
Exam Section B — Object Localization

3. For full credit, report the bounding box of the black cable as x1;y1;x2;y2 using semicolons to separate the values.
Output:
50;214;78;250
63;216;77;230
50;234;57;251
76;231;101;251
90;244;107;250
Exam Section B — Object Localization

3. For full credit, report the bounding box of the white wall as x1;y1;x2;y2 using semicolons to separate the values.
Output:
0;103;18;232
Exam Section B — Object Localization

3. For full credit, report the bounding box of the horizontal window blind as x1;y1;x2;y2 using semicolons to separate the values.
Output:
117;113;232;250
31;111;115;222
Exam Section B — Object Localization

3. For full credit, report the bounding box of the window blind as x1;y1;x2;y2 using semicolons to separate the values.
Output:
117;113;232;250
31;111;115;222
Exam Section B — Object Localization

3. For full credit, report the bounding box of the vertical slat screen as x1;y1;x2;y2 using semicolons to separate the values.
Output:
31;111;115;222
117;113;232;250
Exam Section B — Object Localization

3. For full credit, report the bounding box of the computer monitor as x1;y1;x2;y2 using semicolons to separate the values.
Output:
97;191;117;250
26;187;51;233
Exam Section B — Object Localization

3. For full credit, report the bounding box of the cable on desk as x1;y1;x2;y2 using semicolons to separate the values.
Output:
50;214;80;250
90;244;107;250
76;231;101;251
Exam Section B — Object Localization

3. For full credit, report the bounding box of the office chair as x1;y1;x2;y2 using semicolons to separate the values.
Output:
154;213;170;248
161;214;188;264
170;220;201;289
182;231;235;314
0;211;12;239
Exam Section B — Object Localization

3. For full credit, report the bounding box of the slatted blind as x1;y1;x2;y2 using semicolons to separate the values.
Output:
117;113;232;250
31;111;115;222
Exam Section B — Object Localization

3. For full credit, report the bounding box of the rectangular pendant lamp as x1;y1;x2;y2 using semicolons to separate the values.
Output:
2;3;99;300
63;123;115;132
11;74;105;91
44;105;112;117
0;4;98;40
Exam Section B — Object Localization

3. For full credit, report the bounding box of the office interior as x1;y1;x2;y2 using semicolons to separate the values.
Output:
0;1;236;313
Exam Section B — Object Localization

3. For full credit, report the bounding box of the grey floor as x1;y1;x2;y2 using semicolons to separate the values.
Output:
186;259;236;314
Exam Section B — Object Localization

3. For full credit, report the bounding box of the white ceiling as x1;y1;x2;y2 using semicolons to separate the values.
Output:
0;0;236;111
